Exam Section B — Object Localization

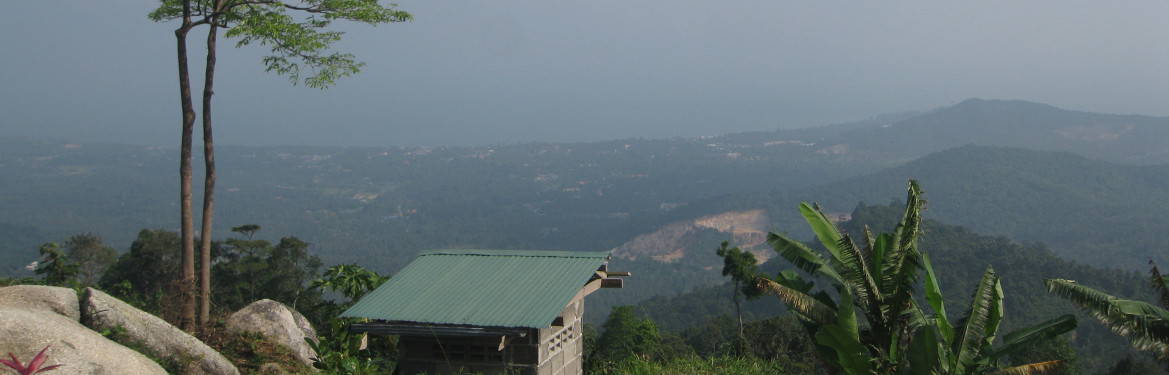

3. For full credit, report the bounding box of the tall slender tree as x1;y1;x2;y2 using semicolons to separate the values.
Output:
197;0;225;326
153;0;200;331
150;0;411;328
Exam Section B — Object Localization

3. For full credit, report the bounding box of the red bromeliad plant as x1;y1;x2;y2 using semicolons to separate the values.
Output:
0;346;62;375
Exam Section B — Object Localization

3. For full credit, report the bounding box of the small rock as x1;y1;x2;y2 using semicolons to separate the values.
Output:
0;285;80;321
226;299;318;367
0;307;168;375
81;287;239;375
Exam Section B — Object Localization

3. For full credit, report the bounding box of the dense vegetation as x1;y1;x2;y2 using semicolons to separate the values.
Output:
8;190;1169;374
6;226;398;374
9;99;1169;278
7;99;1169;373
0;134;880;276
636;203;1161;373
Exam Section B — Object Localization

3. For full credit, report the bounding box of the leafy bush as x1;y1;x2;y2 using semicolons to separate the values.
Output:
304;319;393;375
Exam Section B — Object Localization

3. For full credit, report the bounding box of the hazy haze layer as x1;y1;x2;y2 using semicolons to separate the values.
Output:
2;0;1168;146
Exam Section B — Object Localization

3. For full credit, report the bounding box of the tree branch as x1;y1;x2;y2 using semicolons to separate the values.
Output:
230;0;327;13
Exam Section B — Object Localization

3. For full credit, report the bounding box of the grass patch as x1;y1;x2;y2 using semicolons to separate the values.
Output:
591;356;791;375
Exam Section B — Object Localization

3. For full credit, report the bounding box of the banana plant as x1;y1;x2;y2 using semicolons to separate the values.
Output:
1046;262;1169;358
756;180;927;374
757;181;1076;375
910;258;1077;375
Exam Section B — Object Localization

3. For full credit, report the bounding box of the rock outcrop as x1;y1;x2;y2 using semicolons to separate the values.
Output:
226;299;318;366
81;288;240;375
0;285;81;321
0;307;168;375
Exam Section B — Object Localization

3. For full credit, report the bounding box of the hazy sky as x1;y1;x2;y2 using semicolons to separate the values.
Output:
2;0;1168;147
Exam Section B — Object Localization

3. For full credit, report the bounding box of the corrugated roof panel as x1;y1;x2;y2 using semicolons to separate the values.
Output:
341;249;610;328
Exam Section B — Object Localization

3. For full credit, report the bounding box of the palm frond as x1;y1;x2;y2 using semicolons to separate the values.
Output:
987;314;1077;360
879;250;924;328
862;225;882;279
799;202;846;263
837;234;883;313
955;267;1001;369
1127;329;1169;358
1045;279;1119;321
891;180;925;260
905;301;931;332
880;181;925;312
907;325;941;375
983;277;1005;350
767;232;845;284
873;233;904;304
1106;300;1169;357
757;277;836;324
985;360;1063;375
1048;278;1169;358
921;253;955;343
814;323;874;375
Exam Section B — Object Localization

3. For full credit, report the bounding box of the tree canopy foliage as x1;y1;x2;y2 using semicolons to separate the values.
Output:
148;0;411;89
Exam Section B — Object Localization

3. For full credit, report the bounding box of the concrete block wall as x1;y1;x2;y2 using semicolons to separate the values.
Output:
536;296;585;375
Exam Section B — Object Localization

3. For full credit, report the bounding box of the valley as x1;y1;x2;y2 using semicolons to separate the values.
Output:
5;98;1169;332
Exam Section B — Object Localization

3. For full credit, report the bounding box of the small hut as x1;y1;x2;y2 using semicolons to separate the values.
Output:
342;249;628;375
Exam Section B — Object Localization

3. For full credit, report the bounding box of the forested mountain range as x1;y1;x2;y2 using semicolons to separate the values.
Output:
4;98;1169;329
663;145;1169;270
0;133;879;275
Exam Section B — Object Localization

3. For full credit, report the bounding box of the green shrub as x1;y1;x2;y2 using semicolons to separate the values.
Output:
593;356;787;375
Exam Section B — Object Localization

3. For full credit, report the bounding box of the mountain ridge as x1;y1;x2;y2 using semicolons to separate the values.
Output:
652;144;1169;270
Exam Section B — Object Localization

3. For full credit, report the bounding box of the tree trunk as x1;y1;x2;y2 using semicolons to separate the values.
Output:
175;0;197;332
733;281;743;337
197;10;221;327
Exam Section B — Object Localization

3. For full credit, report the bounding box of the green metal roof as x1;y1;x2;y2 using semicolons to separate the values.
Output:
341;249;611;328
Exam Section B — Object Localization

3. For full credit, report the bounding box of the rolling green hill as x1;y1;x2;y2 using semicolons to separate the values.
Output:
669;145;1169;270
831;98;1169;164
